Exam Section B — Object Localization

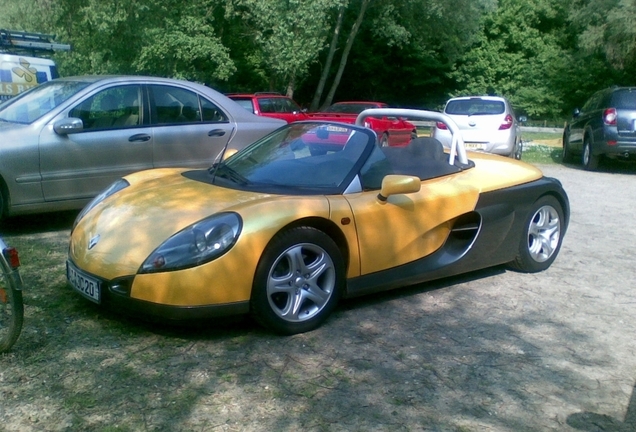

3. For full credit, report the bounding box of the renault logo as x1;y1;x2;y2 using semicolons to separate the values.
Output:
88;234;101;250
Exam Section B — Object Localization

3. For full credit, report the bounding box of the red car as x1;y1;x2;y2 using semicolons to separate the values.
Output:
307;101;417;147
227;93;308;123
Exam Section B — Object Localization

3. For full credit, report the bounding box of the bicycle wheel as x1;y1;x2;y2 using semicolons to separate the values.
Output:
0;247;24;353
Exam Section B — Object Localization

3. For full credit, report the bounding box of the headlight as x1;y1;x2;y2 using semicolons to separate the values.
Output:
73;179;130;228
140;212;242;273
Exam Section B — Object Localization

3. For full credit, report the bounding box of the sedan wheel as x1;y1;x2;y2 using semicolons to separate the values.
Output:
582;139;599;170
380;133;389;147
514;140;523;160
251;227;344;334
508;196;564;273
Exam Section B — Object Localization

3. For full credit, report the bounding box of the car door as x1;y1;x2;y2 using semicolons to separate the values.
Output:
569;91;602;152
385;116;414;146
344;174;479;275
148;84;233;168
39;84;154;202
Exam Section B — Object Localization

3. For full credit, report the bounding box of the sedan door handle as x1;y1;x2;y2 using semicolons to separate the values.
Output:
208;129;226;137
128;133;151;142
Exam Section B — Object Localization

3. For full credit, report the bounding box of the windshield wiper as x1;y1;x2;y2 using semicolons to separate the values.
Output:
210;163;250;185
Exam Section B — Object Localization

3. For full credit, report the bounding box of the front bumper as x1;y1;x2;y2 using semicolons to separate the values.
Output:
66;259;250;322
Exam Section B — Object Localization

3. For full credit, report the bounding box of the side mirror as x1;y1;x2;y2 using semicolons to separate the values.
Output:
377;175;421;202
53;117;84;135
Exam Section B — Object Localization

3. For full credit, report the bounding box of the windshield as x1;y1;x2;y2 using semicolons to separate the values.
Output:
612;90;636;110
324;103;380;114
216;122;373;193
0;80;91;124
445;99;505;116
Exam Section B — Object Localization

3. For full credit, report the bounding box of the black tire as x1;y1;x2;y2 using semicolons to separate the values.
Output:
508;195;565;273
582;138;599;170
562;132;574;163
250;227;344;335
513;140;523;160
0;276;24;353
380;133;389;147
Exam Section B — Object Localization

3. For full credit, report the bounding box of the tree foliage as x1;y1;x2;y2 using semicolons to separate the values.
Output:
0;0;634;118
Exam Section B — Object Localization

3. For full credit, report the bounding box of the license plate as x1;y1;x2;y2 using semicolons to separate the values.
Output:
326;125;348;132
465;143;486;150
67;261;101;303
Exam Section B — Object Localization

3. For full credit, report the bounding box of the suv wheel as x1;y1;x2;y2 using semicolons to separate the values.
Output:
582;138;599;171
562;132;574;163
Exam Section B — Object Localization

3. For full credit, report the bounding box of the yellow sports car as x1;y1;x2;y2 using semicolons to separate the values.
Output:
67;109;569;334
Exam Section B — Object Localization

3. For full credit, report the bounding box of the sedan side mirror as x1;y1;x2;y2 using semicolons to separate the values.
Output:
377;175;421;202
53;117;84;135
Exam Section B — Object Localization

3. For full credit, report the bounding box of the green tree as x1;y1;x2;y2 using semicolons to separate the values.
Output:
570;0;636;71
50;0;234;82
450;0;575;118
225;0;342;97
306;0;490;109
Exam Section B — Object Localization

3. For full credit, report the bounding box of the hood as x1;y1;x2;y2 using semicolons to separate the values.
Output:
70;169;274;276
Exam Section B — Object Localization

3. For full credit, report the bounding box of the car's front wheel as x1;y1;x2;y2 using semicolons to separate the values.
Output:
250;227;344;335
508;195;565;273
582;138;600;170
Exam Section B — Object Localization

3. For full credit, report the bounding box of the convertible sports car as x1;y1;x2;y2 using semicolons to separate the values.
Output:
67;109;569;335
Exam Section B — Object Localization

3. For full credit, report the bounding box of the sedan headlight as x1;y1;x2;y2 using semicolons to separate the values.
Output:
73;179;130;229
140;212;242;273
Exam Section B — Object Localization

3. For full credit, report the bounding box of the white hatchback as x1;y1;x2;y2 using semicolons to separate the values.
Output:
432;96;523;159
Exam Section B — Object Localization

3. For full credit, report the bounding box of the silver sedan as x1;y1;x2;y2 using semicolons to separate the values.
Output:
432;96;523;159
0;76;285;219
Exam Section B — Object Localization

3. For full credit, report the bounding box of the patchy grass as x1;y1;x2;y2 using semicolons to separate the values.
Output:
521;131;562;164
522;144;563;164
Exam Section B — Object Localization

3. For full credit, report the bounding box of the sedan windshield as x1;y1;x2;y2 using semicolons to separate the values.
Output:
0;80;90;124
445;99;505;116
217;122;373;193
324;103;379;114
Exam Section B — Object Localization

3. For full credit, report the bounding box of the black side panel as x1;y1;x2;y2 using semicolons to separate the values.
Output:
345;176;569;298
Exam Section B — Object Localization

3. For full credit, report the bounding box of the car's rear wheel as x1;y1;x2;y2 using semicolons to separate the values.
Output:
380;133;389;147
508;195;564;273
582;138;599;170
250;227;344;335
513;140;523;160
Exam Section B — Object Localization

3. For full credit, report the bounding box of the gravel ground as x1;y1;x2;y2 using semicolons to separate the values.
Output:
1;160;635;431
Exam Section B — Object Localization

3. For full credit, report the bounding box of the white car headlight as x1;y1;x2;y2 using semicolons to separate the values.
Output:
73;179;130;229
140;212;242;273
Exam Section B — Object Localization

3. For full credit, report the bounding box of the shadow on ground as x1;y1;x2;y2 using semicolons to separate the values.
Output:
568;383;636;432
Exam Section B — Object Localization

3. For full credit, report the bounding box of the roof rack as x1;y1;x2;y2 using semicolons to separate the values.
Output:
0;29;71;55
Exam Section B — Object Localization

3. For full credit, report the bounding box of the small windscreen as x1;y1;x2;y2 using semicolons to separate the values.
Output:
612;90;636;110
445;99;505;116
325;103;377;114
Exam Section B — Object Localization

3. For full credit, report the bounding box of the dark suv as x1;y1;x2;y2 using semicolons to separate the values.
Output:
227;92;308;123
563;87;636;170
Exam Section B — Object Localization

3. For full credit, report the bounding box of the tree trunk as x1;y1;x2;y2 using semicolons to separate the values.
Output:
310;5;345;112
286;75;295;99
320;0;371;111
